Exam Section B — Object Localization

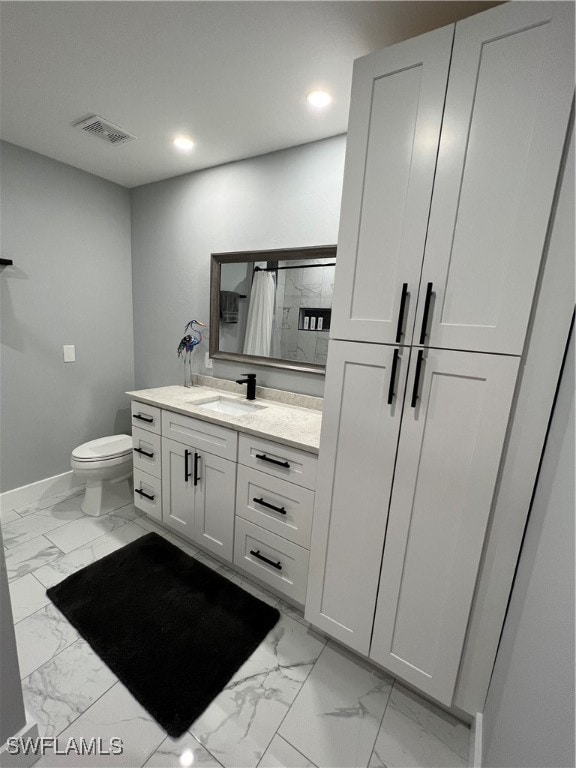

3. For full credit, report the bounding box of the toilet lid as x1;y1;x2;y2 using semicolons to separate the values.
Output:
72;435;133;461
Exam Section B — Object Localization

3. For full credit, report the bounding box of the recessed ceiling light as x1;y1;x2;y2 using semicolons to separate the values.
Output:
306;90;332;109
173;136;194;152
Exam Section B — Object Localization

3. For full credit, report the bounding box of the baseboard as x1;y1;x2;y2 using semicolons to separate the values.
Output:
0;471;83;513
0;716;39;768
469;712;483;767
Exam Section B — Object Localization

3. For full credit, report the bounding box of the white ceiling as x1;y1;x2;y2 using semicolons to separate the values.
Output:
0;1;497;188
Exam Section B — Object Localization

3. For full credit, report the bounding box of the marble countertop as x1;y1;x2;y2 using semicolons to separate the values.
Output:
126;383;323;454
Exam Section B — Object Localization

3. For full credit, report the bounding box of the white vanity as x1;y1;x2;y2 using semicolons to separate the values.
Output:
127;382;321;606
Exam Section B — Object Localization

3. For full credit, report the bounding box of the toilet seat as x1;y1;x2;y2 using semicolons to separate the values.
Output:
72;434;132;463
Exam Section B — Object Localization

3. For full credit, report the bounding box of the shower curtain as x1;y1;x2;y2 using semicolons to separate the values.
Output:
243;270;275;357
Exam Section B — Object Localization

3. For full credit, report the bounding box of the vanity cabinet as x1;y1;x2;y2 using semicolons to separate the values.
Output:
307;0;574;710
161;413;237;560
129;398;318;605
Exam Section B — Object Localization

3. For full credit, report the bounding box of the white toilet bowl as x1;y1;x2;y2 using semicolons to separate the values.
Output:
71;435;133;517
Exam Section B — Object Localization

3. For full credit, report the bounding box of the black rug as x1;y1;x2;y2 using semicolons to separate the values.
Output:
46;532;280;737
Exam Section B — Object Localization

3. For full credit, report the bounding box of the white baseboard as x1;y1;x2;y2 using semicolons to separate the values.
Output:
0;471;83;513
0;716;39;768
469;712;483;767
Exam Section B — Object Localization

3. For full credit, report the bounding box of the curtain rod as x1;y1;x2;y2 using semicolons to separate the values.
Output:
254;263;335;272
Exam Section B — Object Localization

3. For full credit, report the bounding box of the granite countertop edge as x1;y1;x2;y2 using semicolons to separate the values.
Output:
126;384;322;455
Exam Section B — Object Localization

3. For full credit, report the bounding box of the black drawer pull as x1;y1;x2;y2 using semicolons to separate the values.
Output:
133;447;154;459
255;453;290;469
387;348;400;405
184;449;192;481
135;487;155;501
419;282;434;344
411;349;425;408
133;413;154;423
249;549;282;570
253;497;287;515
395;283;408;343
194;452;201;487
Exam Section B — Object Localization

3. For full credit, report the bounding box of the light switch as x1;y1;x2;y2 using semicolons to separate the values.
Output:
63;345;76;363
205;352;213;370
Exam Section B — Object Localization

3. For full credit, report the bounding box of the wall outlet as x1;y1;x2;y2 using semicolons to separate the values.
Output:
205;352;213;370
63;345;76;362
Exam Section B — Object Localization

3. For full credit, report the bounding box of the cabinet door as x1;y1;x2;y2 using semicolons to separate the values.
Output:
305;341;409;654
162;437;195;538
330;24;454;345
415;2;574;354
194;450;236;561
370;349;519;704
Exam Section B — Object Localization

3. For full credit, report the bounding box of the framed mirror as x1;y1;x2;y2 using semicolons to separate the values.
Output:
210;245;337;374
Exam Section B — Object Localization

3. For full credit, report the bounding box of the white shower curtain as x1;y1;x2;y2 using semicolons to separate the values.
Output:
243;270;275;357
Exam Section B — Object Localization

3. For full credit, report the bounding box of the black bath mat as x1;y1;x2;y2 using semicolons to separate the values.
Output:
46;532;280;738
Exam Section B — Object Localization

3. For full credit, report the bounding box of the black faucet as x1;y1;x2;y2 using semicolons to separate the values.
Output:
236;373;257;401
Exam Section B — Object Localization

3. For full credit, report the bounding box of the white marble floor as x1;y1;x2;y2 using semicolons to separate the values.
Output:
3;489;470;768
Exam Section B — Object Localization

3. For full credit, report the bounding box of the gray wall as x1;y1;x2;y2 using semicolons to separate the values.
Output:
131;135;346;397
482;322;575;768
0;142;134;493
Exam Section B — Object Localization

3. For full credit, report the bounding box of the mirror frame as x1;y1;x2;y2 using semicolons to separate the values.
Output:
210;245;337;375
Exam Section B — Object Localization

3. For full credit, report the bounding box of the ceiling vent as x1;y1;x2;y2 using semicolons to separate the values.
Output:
73;115;136;145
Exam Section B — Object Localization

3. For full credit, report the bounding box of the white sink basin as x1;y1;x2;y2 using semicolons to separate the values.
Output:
189;396;267;417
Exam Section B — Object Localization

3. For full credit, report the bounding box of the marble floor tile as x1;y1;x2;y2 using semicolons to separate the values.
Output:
109;502;144;523
35;682;166;768
191;613;326;768
23;638;118;738
9;572;51;623
44;514;128;554
15;603;79;679
258;735;317;768
143;733;223;768
2;497;85;549
5;535;63;581
1;506;21;524
368;684;469;768
277;599;310;629
33;522;147;589
279;643;393;768
230;570;281;607
16;487;85;517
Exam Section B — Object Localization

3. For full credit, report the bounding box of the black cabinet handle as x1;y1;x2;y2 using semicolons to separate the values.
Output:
419;282;434;344
133;447;154;459
133;413;154;423
185;449;192;481
395;283;408;343
135;487;155;501
255;453;290;469
411;350;425;408
253;497;287;515
387;348;400;405
249;549;282;570
194;452;201;487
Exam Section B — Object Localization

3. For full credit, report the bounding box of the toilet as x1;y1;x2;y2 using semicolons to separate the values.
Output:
71;435;133;517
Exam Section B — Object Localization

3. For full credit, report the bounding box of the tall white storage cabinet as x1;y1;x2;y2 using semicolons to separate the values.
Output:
306;1;574;709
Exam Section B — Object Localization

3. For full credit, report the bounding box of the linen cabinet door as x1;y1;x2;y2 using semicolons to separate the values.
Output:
161;437;195;539
369;349;519;704
306;341;409;654
193;451;236;561
330;24;453;345
415;2;574;355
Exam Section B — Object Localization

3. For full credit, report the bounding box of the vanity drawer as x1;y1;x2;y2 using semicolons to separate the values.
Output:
132;428;161;479
234;518;309;604
236;465;314;548
133;468;162;520
131;402;161;434
238;434;317;490
162;410;238;461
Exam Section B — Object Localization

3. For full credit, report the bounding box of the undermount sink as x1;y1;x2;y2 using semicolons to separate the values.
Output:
189;396;267;417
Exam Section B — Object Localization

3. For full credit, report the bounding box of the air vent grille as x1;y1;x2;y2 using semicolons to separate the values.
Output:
73;115;136;145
